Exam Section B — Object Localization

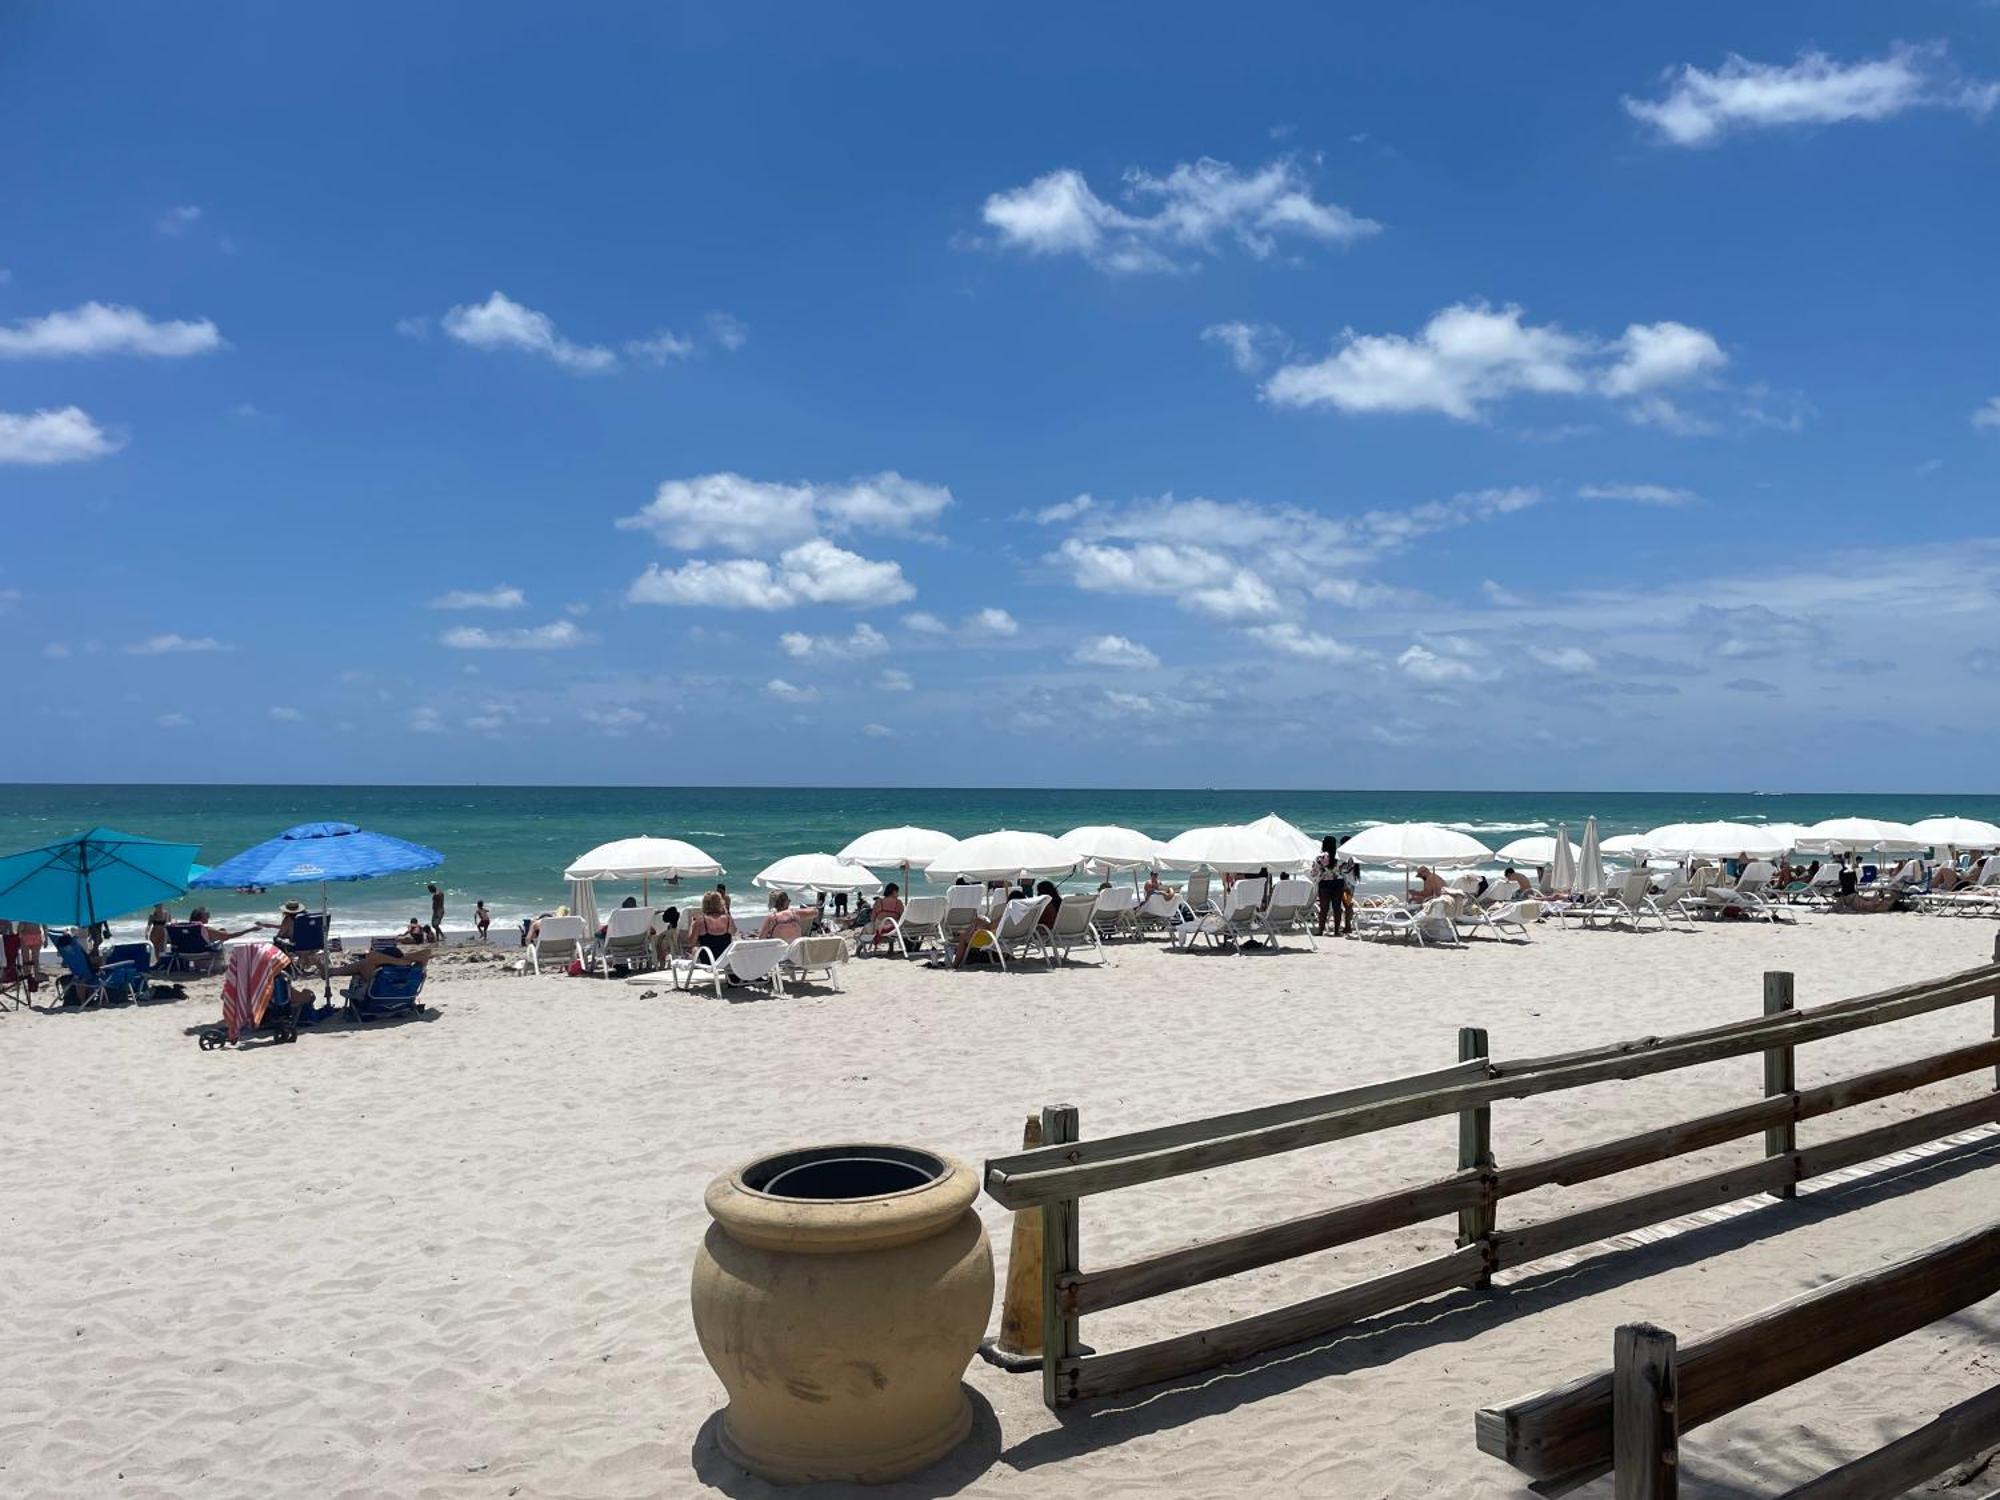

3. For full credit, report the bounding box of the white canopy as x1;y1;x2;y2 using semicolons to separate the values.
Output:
1599;833;1653;858
924;830;1078;883
1750;822;1813;851
837;825;956;869
1577;816;1606;896
752;852;884;894
564;836;724;881
1638;822;1789;860
1495;835;1581;865
1909;816;2000;848
1794;817;1925;854
1339;822;1493;869
1055;825;1166;872
1246;813;1322;864
1158;823;1304;874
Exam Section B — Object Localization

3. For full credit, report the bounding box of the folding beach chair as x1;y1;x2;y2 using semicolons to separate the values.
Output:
52;932;149;1009
162;921;227;975
681;937;789;998
346;961;428;1022
1043;891;1104;965
1;929;43;1011
782;935;848;991
528;915;588;974
1089;885;1138;939
984;896;1050;970
276;911;334;999
1256;878;1317;950
597;907;656;976
886;894;947;956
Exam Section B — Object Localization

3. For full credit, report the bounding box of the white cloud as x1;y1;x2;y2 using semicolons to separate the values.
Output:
1188;571;1283;620
629;541;914;611
0;302;222;359
902;611;948;634
1626;395;1723;437
1028;494;1094;525
428;585;526;610
1602;322;1727;396
439;620;591;650
582;706;648;731
981;155;1379;274
706;312;748;350
1482;580;1530;607
1530;645;1598;674
877;668;915;692
394;315;431;339
409;706;446;734
1247;623;1361;661
1071;634;1159;669
1578;483;1699;506
625;330;695;364
440;291;618;373
862;722;893;738
1264;303;1727;424
268;705;305;722
127;633;229;655
1973;397;2000;430
1625;43;1999;147
0;407;123;464
779;622;890;659
1397;643;1482;683
765;677;819;703
966;607;1019;636
156;204;202;237
1201;320;1287;374
618;470;952;544
156;712;190;729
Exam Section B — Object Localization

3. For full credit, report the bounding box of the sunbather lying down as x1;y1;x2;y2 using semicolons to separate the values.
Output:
330;947;432;981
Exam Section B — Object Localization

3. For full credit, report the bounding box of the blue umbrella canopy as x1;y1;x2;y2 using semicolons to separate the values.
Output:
190;822;443;889
0;827;202;927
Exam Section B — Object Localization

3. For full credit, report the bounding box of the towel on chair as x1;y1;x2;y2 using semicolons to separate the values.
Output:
222;943;291;1042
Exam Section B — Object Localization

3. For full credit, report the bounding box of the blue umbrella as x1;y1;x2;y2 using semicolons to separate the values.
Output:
191;822;442;898
0;827;202;927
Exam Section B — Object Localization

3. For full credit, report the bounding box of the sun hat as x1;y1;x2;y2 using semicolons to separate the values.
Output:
280;899;307;915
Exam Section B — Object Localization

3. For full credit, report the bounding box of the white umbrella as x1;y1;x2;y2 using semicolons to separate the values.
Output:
837;825;956;870
1599;833;1652;859
1549;823;1576;891
1640;822;1789;860
1750;822;1812;851
1909;816;2000;849
753;852;884;894
1795;818;1925;855
1055;825;1166;872
1158;823;1304;874
1339;822;1493;869
565;836;724;881
1577;816;1605;896
924;830;1078;883
1246;812;1321;865
1495;835;1581;866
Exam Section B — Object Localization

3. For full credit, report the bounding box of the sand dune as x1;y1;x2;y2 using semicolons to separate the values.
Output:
2;915;1994;1497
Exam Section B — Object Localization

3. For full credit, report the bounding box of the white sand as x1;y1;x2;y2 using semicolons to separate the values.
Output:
2;915;1995;1498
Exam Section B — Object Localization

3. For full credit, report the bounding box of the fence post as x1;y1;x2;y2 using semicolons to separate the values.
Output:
1457;1026;1495;1285
1992;932;1999;1092
1039;1103;1081;1409
1613;1322;1679;1500
1762;971;1797;1198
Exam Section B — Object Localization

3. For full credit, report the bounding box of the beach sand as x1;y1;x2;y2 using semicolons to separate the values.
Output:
1;914;1995;1498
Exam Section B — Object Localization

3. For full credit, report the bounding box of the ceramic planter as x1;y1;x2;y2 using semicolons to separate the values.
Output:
691;1143;994;1484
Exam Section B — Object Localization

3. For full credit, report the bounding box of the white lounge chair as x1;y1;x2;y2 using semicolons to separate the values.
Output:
1133;890;1175;937
985;896;1050;970
681;937;789;998
1183;872;1213;913
1917;856;2000;915
1043;891;1104;965
1171;879;1265;951
528;915;588;974
782;935;848;991
887;894;947;956
1090;886;1138;939
1488;898;1542;939
597;906;656;976
1413;895;1464;947
1256;878;1317;950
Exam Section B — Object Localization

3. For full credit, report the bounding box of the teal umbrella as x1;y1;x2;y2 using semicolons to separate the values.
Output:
0;827;202;928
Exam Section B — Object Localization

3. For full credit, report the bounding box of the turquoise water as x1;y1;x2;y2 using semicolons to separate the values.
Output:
4;784;1996;935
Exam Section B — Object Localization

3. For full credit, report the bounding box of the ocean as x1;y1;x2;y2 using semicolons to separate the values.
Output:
5;784;1996;938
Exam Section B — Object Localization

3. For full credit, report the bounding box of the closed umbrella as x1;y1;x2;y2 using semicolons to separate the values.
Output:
192;821;442;911
1577;816;1605;896
1158;824;1303;874
1340;822;1493;869
1796;818;1925;855
1549;824;1577;892
753;853;884;893
0;827;202;927
568;878;600;944
924;831;1078;883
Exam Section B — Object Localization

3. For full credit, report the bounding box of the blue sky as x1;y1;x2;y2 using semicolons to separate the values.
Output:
4;4;1998;790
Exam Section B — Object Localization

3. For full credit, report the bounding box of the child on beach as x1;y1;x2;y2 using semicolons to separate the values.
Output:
474;901;490;942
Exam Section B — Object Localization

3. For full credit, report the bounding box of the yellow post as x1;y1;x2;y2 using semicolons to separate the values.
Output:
980;1115;1045;1369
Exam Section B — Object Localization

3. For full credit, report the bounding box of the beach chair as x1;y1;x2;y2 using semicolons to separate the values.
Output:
1352;899;1418;944
1488;898;1542;939
682;937;789;998
1694;861;1787;923
985;896;1050;970
345;961;427;1022
1;929;39;1010
1917;855;2000;915
597;907;656;976
1183;872;1213;913
528;915;588;974
162;921;227;975
1043;892;1105;965
782;935;848;991
1253;878;1316;950
1581;870;1664;931
52;932;149;1008
275;911;333;998
1413;895;1464;947
1090;886;1138;939
942;885;987;949
887;894;947;956
1133;890;1175;937
1172;880;1265;952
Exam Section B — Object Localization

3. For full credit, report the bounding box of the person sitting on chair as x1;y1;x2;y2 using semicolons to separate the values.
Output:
189;907;263;945
757;890;819;943
331;945;432;983
865;883;904;951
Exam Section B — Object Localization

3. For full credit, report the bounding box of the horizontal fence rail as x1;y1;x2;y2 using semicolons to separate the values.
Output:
1475;1221;2000;1498
984;950;2000;1408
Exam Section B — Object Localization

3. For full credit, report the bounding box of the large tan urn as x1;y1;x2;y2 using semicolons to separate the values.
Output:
691;1144;994;1485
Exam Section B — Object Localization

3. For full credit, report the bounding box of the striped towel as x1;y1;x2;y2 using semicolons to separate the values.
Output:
221;943;291;1042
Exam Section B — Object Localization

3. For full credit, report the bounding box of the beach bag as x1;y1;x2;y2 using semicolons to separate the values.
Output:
567;957;585;976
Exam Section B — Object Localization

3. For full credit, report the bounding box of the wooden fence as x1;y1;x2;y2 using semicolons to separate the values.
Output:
982;947;2000;1408
1475;1220;2000;1498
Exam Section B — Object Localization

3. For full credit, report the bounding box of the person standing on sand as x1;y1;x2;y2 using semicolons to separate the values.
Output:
474;901;490;942
427;883;445;942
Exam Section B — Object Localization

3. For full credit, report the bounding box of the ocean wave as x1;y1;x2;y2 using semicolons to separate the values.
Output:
1443;820;1549;834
